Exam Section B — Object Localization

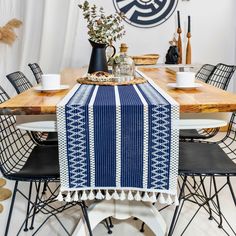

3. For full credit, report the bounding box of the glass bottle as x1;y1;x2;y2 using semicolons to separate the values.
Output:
112;43;135;81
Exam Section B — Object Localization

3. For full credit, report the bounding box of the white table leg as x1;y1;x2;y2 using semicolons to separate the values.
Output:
73;200;166;236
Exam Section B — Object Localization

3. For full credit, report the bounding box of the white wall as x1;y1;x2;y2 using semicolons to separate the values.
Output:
73;0;236;67
0;0;235;95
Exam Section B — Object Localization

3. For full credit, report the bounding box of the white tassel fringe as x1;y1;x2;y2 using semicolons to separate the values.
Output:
128;190;134;200
56;191;64;202
88;190;95;200
112;190;120;200
120;190;126;201
65;191;72;202
81;190;88;201
105;190;112;200
134;191;142;201
96;190;104;200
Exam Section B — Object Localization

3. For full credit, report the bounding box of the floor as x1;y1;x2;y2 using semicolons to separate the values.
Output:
0;133;236;236
0;176;235;236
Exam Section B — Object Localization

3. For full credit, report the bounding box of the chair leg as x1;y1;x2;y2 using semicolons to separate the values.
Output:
5;181;18;236
212;176;223;228
80;201;93;236
30;181;41;230
140;222;145;233
168;176;187;236
200;176;213;220
24;181;33;232
227;176;236;206
104;219;112;234
42;181;47;195
108;217;114;228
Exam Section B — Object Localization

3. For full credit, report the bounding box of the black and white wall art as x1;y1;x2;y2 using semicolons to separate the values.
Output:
113;0;179;28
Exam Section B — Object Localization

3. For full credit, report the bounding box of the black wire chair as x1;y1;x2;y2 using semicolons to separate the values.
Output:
180;63;236;142
168;112;236;235
28;63;43;84
206;63;236;90
0;85;93;236
6;71;58;145
6;71;33;94
195;64;216;82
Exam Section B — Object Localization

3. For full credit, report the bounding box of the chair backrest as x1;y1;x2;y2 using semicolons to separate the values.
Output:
28;63;43;84
0;85;10;101
195;64;216;82
6;71;33;94
0;86;34;176
206;63;236;90
219;112;236;162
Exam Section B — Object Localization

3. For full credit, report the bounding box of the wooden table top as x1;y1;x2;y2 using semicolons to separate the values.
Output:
1;67;236;115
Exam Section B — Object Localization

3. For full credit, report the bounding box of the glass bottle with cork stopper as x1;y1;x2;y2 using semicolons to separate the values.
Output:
112;43;135;81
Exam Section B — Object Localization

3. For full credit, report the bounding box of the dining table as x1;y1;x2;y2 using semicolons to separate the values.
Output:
1;67;236;115
1;67;236;236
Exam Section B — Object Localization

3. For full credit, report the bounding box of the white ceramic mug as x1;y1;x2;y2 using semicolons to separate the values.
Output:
176;72;195;87
41;74;61;90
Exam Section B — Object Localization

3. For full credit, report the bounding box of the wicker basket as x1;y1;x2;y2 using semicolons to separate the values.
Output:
132;54;159;65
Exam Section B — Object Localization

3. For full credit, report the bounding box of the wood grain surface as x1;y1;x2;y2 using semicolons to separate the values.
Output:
1;67;236;115
139;67;236;113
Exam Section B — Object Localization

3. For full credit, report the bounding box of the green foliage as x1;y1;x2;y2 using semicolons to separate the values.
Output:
78;1;125;44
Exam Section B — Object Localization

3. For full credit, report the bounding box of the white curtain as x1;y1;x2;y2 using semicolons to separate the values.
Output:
0;0;80;96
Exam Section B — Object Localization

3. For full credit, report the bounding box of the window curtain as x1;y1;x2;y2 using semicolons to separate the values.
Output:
0;0;80;96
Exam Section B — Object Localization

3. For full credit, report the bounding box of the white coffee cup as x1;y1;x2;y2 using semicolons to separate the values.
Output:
176;72;195;87
41;74;61;90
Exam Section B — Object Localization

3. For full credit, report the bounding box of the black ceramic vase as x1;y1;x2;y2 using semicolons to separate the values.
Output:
88;39;108;73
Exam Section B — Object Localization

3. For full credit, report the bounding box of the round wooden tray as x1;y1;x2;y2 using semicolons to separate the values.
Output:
77;77;146;86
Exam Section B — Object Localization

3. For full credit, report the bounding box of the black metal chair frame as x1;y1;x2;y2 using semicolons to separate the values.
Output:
28;63;43;84
169;112;236;235
0;86;93;236
6;71;33;94
6;71;58;145
180;63;236;142
206;63;236;90
195;63;216;82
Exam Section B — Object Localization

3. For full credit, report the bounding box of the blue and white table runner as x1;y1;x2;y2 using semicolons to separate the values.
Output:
57;71;179;204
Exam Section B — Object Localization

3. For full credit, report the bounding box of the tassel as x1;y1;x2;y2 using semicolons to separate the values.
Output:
96;190;104;200
174;195;179;206
88;190;95;200
65;191;72;202
81;190;88;201
134;191;142;201
105;190;112;200
142;192;151;202
166;194;173;205
56;191;64;202
112;190;120;200
159;193;166;204
120;190;126;201
73;191;79;201
150;192;156;203
128;190;134;201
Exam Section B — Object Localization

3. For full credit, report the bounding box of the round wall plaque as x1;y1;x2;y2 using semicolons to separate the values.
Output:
113;0;178;28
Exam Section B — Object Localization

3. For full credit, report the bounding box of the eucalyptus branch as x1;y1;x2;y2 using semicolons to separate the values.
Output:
78;1;125;44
